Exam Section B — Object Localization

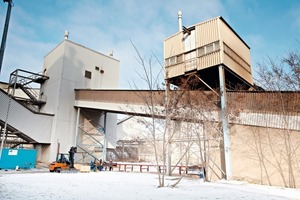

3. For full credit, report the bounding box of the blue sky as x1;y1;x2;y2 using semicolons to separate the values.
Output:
0;0;299;88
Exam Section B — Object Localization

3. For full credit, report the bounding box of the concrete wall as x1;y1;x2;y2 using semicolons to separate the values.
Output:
230;124;300;188
201;122;300;188
40;39;119;162
118;114;300;188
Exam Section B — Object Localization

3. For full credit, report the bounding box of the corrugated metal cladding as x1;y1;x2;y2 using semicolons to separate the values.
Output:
227;91;300;130
219;19;250;64
197;51;221;70
195;17;219;48
163;16;253;85
0;148;37;169
164;17;220;58
165;63;185;78
227;92;300;113
223;54;253;85
164;32;184;58
238;112;300;131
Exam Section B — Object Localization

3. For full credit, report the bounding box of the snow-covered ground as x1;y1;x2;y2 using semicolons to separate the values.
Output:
0;170;299;200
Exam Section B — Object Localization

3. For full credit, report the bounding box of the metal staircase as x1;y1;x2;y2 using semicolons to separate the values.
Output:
17;84;39;101
75;110;106;163
8;69;49;108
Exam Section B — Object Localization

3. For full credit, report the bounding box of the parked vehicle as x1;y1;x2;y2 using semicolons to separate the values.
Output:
49;146;77;173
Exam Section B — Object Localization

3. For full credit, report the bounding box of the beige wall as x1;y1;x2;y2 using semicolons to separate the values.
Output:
190;122;300;188
230;124;300;188
195;18;219;48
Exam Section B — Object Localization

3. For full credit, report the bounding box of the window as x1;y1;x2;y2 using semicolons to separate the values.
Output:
197;41;221;57
165;56;177;67
223;43;251;72
184;50;197;71
170;56;177;65
206;44;213;54
177;54;183;63
198;47;205;56
214;41;220;51
184;50;196;61
85;70;92;79
165;59;169;67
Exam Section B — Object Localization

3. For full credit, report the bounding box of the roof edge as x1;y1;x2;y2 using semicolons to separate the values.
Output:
164;16;250;50
44;39;120;62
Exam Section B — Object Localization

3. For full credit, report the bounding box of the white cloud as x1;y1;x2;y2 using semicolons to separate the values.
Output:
0;0;224;88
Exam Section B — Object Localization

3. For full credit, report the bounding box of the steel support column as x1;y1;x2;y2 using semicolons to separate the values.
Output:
74;107;80;146
218;65;232;180
166;80;172;176
103;112;107;162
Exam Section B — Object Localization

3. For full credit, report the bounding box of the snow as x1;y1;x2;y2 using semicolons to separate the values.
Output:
0;170;299;200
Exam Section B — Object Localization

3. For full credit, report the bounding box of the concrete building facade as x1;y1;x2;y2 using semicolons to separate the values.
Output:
39;39;120;162
0;39;120;163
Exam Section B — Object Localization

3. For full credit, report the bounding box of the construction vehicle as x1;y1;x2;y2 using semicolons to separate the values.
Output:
49;146;77;173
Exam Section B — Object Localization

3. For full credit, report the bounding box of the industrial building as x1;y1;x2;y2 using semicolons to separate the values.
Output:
0;13;299;189
0;37;120;164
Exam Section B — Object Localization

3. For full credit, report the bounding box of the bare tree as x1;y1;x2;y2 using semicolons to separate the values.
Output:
127;41;237;186
128;41;168;187
256;50;300;91
127;45;215;187
234;50;300;188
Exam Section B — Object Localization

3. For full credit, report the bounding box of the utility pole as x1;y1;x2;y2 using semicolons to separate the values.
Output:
0;0;13;159
0;0;13;74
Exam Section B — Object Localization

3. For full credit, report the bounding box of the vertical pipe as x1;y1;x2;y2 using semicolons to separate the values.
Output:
0;0;13;74
64;30;69;40
218;65;232;180
178;11;182;32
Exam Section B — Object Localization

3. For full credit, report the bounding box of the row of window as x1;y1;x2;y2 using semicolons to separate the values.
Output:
198;41;220;57
84;66;105;79
223;43;251;72
165;41;220;67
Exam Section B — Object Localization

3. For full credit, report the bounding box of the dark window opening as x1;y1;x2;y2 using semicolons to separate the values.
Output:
85;70;92;79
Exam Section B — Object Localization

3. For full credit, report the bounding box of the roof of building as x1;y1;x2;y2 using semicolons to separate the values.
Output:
44;39;120;62
165;16;250;49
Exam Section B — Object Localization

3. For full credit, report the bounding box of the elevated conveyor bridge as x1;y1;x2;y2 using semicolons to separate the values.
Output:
1;88;299;148
74;89;300;131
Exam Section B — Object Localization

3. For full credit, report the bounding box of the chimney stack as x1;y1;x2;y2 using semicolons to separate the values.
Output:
178;10;182;32
64;30;69;40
